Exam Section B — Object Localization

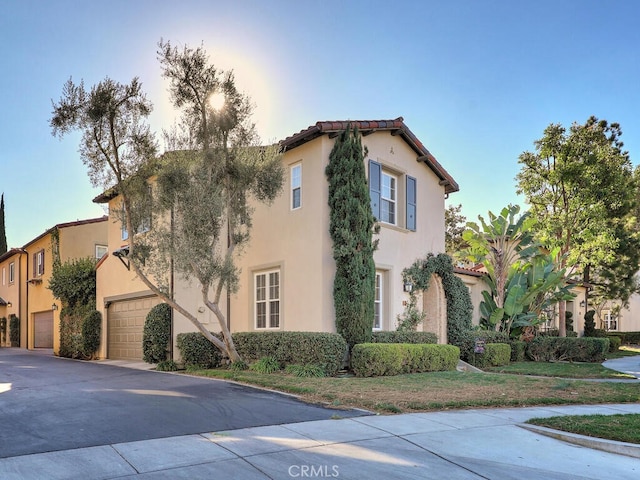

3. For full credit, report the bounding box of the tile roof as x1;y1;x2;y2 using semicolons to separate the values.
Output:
280;117;459;194
22;216;108;249
0;247;26;264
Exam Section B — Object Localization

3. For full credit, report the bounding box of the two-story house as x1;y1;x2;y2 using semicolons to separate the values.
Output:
5;217;108;352
95;118;460;361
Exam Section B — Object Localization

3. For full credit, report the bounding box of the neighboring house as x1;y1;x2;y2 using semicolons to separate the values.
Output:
4;217;108;352
592;297;640;334
0;248;27;347
94;117;460;361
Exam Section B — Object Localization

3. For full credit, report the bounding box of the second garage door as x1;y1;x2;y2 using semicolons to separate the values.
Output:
34;311;54;348
107;296;161;360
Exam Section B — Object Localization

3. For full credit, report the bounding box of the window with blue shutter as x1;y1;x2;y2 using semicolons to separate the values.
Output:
406;176;417;231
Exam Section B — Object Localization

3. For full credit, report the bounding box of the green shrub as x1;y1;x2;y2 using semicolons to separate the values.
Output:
351;343;459;377
509;340;527;362
9;314;19;347
81;310;102;359
176;332;222;368
371;331;437;344
526;337;609;363
538;329;577;338
619;331;640;344
58;305;93;359
143;303;172;364
229;360;248;371
232;331;347;376
285;364;326;377
454;329;509;363
468;343;511;368
591;328;608;338
156;360;178;371
250;356;281;374
607;335;621;352
583;310;596;337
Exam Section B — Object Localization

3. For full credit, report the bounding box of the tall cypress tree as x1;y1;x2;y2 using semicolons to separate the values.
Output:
325;127;377;349
0;193;7;255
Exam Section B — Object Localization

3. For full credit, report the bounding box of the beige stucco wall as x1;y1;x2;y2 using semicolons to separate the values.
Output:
230;130;448;336
454;271;489;327
0;250;26;346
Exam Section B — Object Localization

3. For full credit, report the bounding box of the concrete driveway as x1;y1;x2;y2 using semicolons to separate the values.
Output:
0;349;366;459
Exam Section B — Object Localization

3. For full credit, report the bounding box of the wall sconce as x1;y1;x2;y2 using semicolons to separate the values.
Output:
52;303;58;311
580;300;586;308
403;282;413;293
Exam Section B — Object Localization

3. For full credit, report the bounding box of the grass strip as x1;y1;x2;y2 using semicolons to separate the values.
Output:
527;414;640;444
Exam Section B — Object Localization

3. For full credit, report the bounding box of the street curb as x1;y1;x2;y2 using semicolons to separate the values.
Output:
518;423;640;459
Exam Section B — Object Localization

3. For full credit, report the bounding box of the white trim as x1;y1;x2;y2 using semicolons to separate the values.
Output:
374;272;383;330
255;269;281;329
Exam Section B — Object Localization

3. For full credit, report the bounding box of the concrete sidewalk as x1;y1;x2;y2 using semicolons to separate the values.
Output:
1;403;639;479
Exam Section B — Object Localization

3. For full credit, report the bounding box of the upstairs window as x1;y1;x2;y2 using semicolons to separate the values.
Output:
291;163;302;210
9;262;15;283
369;160;417;230
33;250;44;277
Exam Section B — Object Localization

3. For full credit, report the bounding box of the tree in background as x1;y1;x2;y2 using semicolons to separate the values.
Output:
516;117;639;336
445;203;468;257
0;193;7;255
325;126;377;349
51;41;283;363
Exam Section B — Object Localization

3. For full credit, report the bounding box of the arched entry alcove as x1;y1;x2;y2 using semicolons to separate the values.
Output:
422;274;447;344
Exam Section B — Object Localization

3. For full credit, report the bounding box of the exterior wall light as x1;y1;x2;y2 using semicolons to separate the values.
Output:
403;282;413;293
52;303;58;311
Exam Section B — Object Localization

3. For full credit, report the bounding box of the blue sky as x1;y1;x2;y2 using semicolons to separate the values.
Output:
2;0;640;247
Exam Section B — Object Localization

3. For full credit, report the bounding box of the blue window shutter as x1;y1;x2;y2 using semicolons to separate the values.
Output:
406;176;417;231
369;160;381;220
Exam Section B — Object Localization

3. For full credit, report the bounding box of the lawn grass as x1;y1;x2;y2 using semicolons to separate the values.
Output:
606;345;640;359
186;368;640;414
527;414;640;444
485;361;637;379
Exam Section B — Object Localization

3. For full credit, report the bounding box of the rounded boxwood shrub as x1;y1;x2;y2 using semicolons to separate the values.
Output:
143;303;171;364
176;332;222;369
526;337;609;362
371;331;437;344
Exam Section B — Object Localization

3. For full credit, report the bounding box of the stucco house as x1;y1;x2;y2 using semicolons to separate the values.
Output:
94;118;460;361
1;217;108;352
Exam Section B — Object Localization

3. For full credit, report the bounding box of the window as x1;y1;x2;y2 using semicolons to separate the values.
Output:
603;311;618;331
406;176;416;231
369;160;416;229
255;270;280;329
380;172;397;225
373;272;382;330
96;245;108;260
1;267;5;286
121;185;153;240
291;163;302;209
9;262;14;284
33;250;44;277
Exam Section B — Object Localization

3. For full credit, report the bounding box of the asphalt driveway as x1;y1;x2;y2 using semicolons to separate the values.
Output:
0;349;366;459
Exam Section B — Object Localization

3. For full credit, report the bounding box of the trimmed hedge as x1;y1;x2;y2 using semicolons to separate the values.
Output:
526;337;609;363
176;332;222;369
538;329;578;338
232;332;347;376
454;329;509;363
467;343;511;368
371;331;437;344
510;340;527;362
607;335;621;352
351;343;459;377
177;331;347;376
143;303;172;364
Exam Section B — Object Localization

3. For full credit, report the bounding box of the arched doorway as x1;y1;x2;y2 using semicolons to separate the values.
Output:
422;274;447;344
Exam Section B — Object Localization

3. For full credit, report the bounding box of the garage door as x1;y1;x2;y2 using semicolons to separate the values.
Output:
107;296;161;360
34;311;54;348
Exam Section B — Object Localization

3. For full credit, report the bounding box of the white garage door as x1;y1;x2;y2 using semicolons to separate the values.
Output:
107;296;161;360
34;311;54;348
